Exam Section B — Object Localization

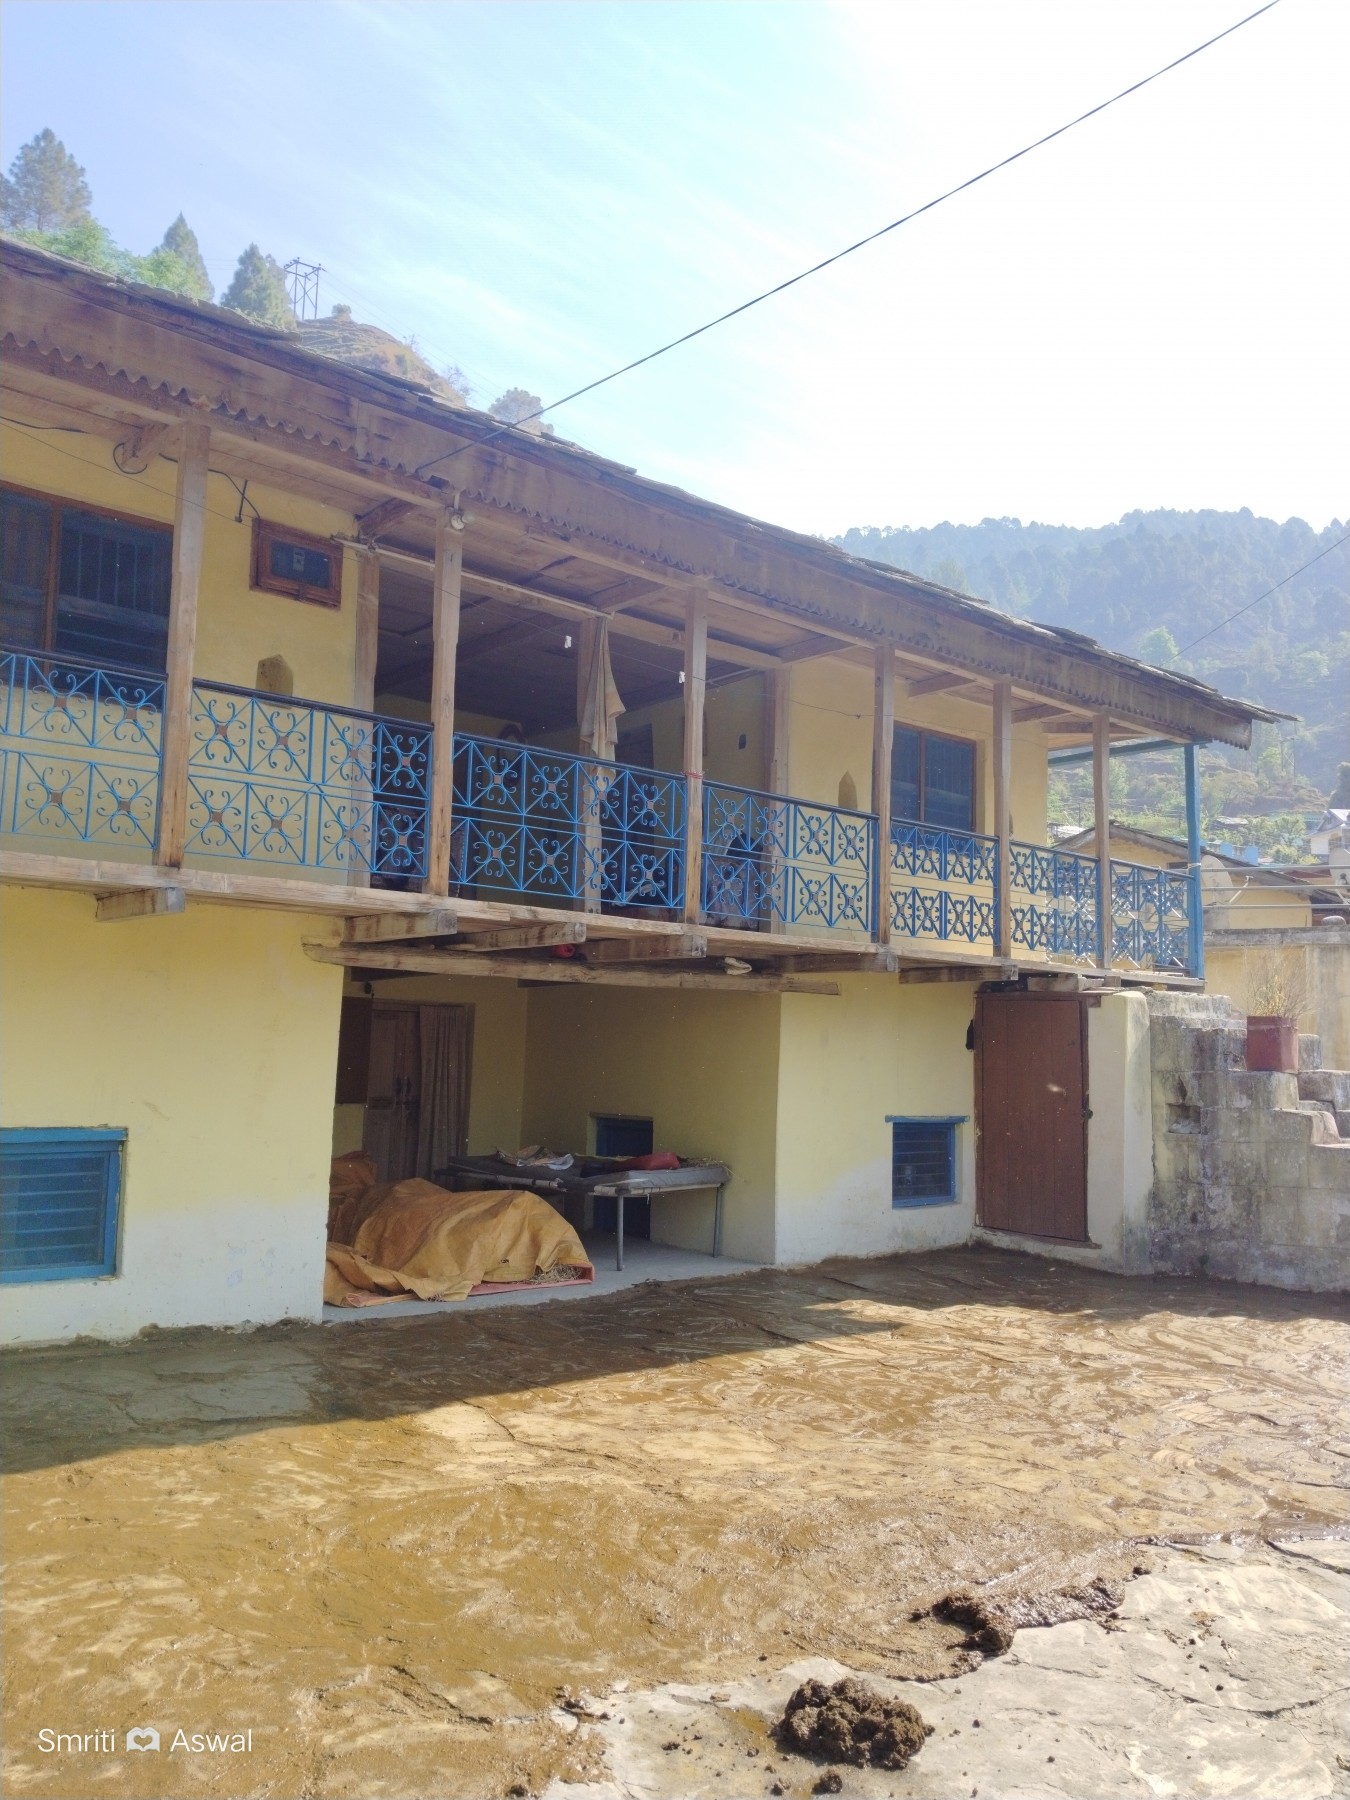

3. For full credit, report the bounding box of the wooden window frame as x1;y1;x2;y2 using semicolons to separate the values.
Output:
892;724;979;832
251;516;343;608
1;482;172;664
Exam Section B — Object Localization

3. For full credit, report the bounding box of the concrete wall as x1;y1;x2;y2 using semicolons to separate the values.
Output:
1207;927;1350;1070
0;888;341;1344
1085;993;1155;1272
774;978;977;1264
520;985;782;1262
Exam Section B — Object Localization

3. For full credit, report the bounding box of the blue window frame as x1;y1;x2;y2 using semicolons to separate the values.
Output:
886;1116;965;1207
0;1128;125;1282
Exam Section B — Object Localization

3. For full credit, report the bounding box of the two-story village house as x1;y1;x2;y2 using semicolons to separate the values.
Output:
0;243;1277;1343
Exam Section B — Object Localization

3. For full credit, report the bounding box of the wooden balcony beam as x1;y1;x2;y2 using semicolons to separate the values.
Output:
456;922;589;953
581;932;707;964
303;939;838;994
907;669;981;698
95;887;185;922
343;908;460;944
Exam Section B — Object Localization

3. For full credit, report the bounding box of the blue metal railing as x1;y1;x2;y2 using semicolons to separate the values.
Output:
452;733;685;911
0;647;163;848
185;681;431;877
702;781;874;934
1110;859;1195;972
1010;840;1100;963
0;654;1204;975
890;819;999;947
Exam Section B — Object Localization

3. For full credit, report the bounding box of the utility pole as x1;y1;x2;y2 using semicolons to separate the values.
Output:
284;258;324;321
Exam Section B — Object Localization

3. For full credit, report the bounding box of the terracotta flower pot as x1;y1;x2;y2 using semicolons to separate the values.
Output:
1246;1015;1299;1073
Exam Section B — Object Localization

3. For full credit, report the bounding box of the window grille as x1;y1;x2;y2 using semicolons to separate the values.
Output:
887;1116;964;1207
1;489;171;672
890;728;976;832
0;1129;125;1282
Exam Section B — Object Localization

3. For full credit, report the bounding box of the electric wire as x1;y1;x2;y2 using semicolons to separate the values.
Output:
415;0;1284;476
1175;532;1350;653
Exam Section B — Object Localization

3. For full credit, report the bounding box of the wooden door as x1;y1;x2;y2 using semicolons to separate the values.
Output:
362;1006;421;1182
976;992;1088;1242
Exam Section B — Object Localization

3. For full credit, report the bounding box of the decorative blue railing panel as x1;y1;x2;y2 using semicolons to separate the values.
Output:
702;782;874;934
1110;859;1195;972
0;649;163;847
185;682;430;877
890;820;998;946
1010;841;1100;963
452;733;685;911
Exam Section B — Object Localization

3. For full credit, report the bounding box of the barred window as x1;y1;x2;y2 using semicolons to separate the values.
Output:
1;488;171;672
0;1129;125;1282
888;1117;963;1207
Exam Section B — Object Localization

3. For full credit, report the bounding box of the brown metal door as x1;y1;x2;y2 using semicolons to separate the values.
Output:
976;992;1088;1241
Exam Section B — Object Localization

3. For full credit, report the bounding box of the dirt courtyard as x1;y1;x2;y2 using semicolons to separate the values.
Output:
2;1247;1347;1800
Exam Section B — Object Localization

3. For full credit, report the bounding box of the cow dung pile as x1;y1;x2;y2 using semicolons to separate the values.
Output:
774;1676;933;1770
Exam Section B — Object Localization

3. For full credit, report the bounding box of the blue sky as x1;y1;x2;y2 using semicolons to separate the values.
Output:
2;0;1345;534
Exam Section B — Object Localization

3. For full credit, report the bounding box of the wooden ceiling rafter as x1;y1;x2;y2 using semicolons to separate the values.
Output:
2;272;1269;747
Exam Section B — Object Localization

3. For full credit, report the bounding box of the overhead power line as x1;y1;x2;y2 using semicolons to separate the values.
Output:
416;0;1282;476
1176;533;1350;653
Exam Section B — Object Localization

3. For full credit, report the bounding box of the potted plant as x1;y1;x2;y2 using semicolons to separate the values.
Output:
1245;959;1308;1073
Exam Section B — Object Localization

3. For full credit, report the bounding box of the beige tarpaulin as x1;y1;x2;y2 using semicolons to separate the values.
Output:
578;616;625;760
324;1177;593;1305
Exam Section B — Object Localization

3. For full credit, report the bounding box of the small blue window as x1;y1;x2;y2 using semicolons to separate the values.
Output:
887;1116;965;1207
0;1129;125;1282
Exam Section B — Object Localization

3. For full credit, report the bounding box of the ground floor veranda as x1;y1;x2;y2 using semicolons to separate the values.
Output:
0;883;1164;1347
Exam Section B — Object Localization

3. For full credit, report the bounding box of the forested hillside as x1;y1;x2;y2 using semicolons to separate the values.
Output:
835;512;1348;844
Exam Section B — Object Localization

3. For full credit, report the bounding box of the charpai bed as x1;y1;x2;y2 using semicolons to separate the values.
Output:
435;1154;732;1271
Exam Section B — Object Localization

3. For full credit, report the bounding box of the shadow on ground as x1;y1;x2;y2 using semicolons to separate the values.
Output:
3;1246;1345;1476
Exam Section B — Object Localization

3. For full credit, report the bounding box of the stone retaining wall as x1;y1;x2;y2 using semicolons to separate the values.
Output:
1147;992;1350;1292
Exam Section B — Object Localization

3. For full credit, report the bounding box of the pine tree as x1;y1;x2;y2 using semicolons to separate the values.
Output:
148;214;212;302
221;244;296;330
0;129;92;232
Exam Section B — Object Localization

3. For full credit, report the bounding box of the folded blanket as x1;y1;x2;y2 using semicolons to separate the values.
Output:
324;1178;592;1305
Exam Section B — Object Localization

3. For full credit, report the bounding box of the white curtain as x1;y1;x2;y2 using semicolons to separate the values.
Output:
579;616;625;760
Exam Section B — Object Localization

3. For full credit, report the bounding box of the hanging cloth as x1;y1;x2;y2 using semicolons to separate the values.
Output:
579;617;625;761
415;1005;471;1179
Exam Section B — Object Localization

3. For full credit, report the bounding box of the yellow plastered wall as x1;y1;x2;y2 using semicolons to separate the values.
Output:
773;978;978;1263
1;426;359;705
1208;883;1313;931
333;973;529;1158
1207;936;1350;1065
0;887;342;1343
536;670;767;788
519;986;781;1261
783;661;1048;841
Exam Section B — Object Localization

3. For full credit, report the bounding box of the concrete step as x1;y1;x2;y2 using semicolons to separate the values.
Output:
1298;1071;1350;1136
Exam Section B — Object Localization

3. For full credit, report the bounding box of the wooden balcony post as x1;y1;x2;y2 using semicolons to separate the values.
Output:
992;679;1013;957
425;512;463;897
575;618;603;913
872;648;895;944
1184;739;1206;980
155;417;210;869
1092;710;1113;967
766;667;791;936
354;546;379;712
682;589;708;923
348;547;381;888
